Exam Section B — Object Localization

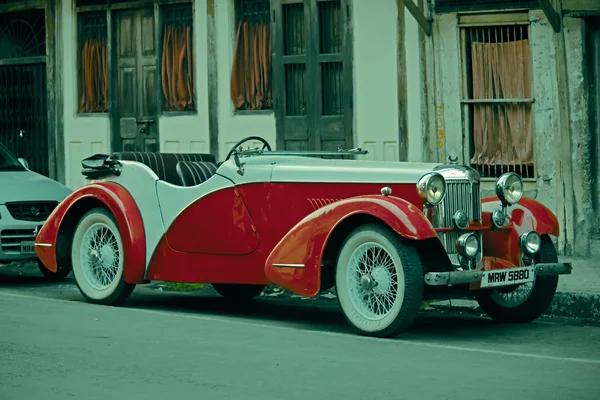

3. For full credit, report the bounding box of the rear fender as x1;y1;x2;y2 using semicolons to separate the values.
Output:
34;182;146;283
481;196;560;265
264;195;438;297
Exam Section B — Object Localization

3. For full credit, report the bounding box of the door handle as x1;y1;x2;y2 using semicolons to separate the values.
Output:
136;119;155;125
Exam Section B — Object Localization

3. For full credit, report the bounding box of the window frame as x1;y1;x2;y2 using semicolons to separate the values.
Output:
457;11;537;181
73;0;197;116
231;0;275;116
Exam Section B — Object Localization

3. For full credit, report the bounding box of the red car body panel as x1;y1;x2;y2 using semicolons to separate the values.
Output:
480;196;560;266
263;195;438;297
34;182;147;283
145;182;429;288
165;187;259;255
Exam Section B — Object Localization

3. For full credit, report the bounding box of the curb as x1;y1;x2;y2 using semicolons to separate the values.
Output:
548;291;600;320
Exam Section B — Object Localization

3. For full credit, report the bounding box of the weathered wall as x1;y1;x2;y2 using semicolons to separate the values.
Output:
563;16;594;256
426;8;599;256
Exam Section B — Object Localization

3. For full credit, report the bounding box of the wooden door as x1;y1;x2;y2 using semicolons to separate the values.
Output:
272;0;352;153
112;7;159;153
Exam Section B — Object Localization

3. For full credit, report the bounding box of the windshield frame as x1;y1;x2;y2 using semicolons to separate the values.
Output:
0;142;26;170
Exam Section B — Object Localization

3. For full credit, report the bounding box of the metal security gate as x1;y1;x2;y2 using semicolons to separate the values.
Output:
0;7;49;177
0;63;48;176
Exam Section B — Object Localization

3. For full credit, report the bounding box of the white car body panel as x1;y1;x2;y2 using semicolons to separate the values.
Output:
0;164;73;263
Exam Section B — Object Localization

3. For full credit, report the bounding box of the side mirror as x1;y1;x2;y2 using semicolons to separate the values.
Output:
17;158;29;169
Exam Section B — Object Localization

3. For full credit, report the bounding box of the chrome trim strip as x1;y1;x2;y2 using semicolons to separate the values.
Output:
34;243;52;248
272;263;305;268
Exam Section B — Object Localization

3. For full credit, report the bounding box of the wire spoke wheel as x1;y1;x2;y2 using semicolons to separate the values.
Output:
335;224;423;338
80;223;121;290
347;242;400;320
71;207;135;305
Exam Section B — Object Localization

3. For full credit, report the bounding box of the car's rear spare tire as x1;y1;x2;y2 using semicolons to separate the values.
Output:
71;207;135;305
335;223;423;338
475;235;559;323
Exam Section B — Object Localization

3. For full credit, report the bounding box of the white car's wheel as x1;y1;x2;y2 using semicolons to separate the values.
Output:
71;207;135;305
335;223;423;338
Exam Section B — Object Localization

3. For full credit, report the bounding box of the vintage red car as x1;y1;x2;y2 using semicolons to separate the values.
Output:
34;136;572;338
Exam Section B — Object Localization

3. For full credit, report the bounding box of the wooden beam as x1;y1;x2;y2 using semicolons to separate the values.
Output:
0;0;45;13
537;0;561;32
397;0;431;37
396;1;408;161
206;0;219;159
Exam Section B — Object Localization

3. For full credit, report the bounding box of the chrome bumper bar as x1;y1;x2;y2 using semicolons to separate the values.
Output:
424;262;573;286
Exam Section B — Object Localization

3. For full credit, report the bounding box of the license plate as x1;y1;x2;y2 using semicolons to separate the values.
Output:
480;266;535;288
20;241;35;255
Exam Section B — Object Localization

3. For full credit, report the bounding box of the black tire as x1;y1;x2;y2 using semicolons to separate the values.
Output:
37;259;71;280
212;283;266;300
71;207;136;305
335;223;424;338
475;235;559;323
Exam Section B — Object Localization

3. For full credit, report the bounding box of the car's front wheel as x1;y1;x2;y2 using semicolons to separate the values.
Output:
71;207;135;305
335;223;423;338
475;235;559;323
37;259;71;280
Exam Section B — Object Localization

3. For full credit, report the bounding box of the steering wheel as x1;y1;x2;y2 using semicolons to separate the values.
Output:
225;136;272;161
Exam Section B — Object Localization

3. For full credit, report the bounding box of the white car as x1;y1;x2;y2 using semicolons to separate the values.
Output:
0;142;72;279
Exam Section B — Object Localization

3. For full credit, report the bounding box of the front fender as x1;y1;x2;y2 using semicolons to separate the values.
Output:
34;182;146;283
481;196;560;265
264;195;437;297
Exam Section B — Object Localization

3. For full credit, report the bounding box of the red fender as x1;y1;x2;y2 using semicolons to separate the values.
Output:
264;195;438;297
481;196;560;265
35;182;146;283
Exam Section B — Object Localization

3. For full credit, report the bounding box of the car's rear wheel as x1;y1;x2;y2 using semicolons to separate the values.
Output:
475;235;559;323
212;283;265;300
37;259;71;280
71;207;135;305
335;223;423;338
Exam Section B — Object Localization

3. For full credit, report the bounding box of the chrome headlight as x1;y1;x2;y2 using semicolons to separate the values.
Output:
417;172;446;206
495;172;523;206
456;233;479;260
519;231;541;255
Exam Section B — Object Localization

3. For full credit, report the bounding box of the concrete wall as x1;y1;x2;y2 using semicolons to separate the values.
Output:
427;7;597;256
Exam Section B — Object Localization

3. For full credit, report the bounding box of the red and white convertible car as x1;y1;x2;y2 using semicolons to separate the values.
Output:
35;136;572;337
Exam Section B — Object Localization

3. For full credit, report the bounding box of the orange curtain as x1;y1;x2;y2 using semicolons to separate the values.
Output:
470;39;533;167
161;25;195;111
79;37;108;113
230;20;272;110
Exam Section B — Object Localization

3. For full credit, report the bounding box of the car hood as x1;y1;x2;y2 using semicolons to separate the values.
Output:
0;171;72;204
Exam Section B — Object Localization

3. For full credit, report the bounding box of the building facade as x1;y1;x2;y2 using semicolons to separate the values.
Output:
0;0;597;257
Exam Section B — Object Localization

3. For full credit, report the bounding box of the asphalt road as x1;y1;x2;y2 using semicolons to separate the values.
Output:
1;267;600;400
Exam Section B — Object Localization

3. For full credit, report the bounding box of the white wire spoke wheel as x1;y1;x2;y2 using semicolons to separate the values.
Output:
335;224;423;338
71;207;135;305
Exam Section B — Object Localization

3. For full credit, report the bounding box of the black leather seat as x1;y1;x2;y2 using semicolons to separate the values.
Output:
175;160;218;187
110;152;216;186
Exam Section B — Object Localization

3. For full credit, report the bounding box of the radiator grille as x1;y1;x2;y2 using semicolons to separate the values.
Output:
0;226;42;254
437;180;483;268
5;201;58;222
